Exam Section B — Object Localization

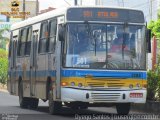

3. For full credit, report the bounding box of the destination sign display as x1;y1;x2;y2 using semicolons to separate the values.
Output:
67;8;144;23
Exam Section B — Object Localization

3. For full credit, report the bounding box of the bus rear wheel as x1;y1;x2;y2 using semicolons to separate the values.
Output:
48;85;62;115
19;81;29;108
28;98;39;109
116;103;130;115
19;81;39;109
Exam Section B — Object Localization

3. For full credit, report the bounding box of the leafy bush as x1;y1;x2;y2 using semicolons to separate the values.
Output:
0;49;8;85
147;70;159;101
0;58;8;85
147;55;160;101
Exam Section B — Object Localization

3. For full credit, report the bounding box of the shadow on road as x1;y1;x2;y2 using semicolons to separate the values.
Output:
36;106;114;116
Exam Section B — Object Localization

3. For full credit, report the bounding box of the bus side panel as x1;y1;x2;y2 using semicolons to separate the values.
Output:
22;56;31;97
10;30;19;95
17;57;30;97
36;54;47;99
34;23;47;99
8;32;13;94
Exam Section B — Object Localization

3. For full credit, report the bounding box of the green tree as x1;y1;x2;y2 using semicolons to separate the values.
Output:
152;20;160;40
0;49;8;85
147;9;160;101
158;8;160;19
148;20;160;48
0;29;9;50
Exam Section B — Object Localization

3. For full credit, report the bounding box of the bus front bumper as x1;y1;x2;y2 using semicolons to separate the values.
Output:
61;87;146;103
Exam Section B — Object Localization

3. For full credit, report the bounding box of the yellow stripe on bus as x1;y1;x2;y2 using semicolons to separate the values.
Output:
61;77;147;88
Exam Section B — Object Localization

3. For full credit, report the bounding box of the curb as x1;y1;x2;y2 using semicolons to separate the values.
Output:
0;89;8;93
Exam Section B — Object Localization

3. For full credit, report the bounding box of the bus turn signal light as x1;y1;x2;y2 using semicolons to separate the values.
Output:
61;82;68;86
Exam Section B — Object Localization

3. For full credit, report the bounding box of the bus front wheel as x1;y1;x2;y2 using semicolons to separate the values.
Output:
48;85;62;115
116;103;130;115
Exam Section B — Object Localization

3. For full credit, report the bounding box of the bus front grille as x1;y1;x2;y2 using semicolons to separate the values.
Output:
91;92;121;102
86;81;125;88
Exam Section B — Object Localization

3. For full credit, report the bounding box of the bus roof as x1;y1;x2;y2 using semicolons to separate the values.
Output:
11;6;144;30
11;7;67;30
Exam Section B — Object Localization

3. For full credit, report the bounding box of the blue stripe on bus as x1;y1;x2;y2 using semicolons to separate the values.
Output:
61;69;147;79
9;69;147;80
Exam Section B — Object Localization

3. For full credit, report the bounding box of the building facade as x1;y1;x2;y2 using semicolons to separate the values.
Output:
0;0;39;21
0;0;39;50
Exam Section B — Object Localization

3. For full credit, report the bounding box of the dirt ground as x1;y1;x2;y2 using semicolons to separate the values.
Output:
0;83;7;92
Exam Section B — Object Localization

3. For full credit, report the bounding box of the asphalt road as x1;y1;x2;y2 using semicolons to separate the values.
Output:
0;91;159;120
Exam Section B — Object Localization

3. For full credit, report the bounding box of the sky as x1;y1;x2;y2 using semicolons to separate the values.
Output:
38;0;73;10
37;0;158;21
38;0;97;10
38;0;150;10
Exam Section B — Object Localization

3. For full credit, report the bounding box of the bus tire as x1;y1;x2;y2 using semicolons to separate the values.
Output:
29;98;39;109
71;106;79;110
116;103;130;115
18;81;29;108
80;106;88;109
48;84;62;115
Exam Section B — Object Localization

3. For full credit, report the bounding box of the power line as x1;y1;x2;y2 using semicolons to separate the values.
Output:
131;1;149;8
117;0;124;7
131;0;156;8
146;8;159;17
64;0;71;6
122;0;124;7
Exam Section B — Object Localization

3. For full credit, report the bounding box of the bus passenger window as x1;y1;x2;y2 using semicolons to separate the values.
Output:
39;22;48;53
25;27;32;55
18;28;27;56
48;20;57;52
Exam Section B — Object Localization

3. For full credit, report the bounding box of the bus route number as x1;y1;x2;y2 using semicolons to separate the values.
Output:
76;57;87;65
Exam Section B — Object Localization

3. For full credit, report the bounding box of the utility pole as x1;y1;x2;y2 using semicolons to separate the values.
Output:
122;0;124;7
150;0;153;20
117;0;124;7
36;0;39;15
80;0;82;5
117;0;120;6
95;0;97;5
95;0;102;5
23;0;25;20
74;0;77;5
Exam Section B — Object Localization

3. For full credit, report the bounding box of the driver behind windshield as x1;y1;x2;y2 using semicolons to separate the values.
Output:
110;32;129;52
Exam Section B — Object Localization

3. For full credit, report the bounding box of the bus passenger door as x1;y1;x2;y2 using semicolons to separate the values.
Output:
55;17;65;100
10;36;18;94
30;31;38;96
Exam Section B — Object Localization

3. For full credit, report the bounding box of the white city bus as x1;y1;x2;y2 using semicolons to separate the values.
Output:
8;6;151;115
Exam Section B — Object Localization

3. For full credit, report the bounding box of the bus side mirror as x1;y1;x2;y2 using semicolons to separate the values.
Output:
146;29;151;53
58;25;65;41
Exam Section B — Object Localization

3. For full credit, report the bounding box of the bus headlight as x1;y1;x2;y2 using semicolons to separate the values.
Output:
78;83;83;87
136;83;141;88
129;84;133;89
71;82;75;86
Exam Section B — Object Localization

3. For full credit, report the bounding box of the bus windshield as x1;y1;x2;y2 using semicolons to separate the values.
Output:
64;23;145;70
